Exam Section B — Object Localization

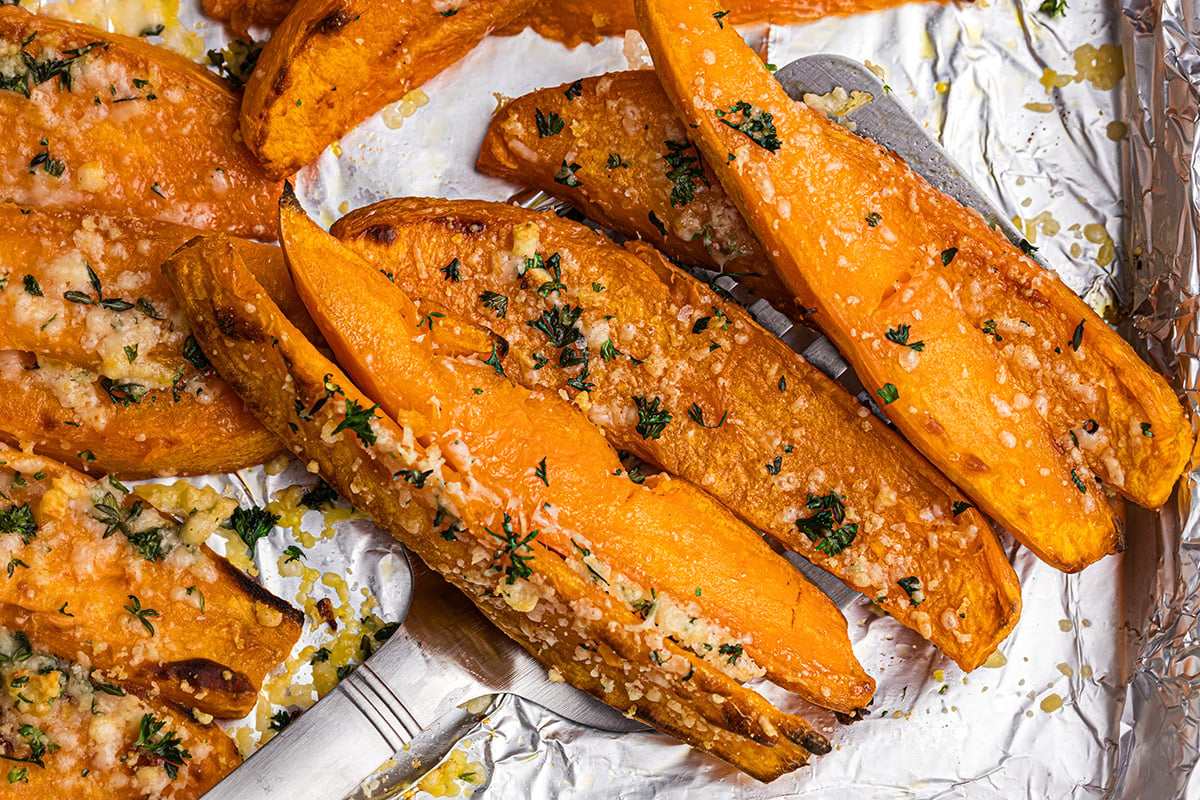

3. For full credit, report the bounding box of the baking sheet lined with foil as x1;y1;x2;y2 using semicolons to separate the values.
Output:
15;0;1194;794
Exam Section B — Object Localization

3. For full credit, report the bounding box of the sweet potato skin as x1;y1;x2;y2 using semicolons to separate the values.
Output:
0;631;241;798
240;0;537;178
636;0;1192;573
477;71;792;309
0;446;302;717
0;8;280;239
333;198;1022;671
162;233;829;781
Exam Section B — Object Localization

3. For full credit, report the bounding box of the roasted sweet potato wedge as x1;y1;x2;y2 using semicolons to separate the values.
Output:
0;205;322;386
477;71;790;309
0;445;302;717
240;0;537;179
0;351;284;478
493;0;946;47
333;198;1022;671
0;627;241;797
163;232;836;781
281;190;872;712
0;8;281;239
635;0;1193;573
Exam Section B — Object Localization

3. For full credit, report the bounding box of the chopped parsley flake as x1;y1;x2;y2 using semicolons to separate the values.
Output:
663;139;708;207
941;247;958;265
554;160;582;187
534;457;549;487
981;319;1003;342
1141;422;1155;437
897;576;924;605
227;505;279;557
865;212;882;227
332;399;379;446
951;500;974;516
795;492;858;555
633;395;672;440
766;456;782;475
21;274;42;296
718;642;743;664
479;290;508;319
1070;469;1087;493
487;513;538;584
715;101;781;152
876;383;899;405
1038;0;1067;17
564;80;582;100
0;503;37;545
526;304;582;348
534;108;564;137
885;324;924;351
606;153;628;169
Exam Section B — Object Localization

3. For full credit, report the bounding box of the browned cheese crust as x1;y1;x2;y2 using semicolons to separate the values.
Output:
636;0;1193;573
0;8;281;239
0;445;302;717
0;628;241;797
162;229;843;782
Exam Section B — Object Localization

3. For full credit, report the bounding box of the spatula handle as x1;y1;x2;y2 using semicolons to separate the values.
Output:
201;663;424;800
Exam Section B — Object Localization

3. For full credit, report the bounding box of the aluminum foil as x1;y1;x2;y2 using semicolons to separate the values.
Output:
25;0;1200;794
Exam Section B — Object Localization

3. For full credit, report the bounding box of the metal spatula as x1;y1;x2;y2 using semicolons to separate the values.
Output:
201;553;643;800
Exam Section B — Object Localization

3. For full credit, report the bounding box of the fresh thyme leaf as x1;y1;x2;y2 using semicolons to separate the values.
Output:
0;503;37;545
21;274;42;296
663;139;709;207
268;709;296;732
90;492;141;539
766;455;782;475
897;576;924;605
226;505;279;557
941;247;958;265
1070;469;1087;493
687;403;727;428
554;160;582;187
534;457;549;487
124;344;138;363
794;492;857;555
300;479;339;509
440;257;461;282
486;513;538;584
526;305;582;348
564;80;582;100
479;290;508;319
136;298;165;319
133;713;191;780
981;319;1002;342
99;377;147;405
633;395;672;440
126;526;167;562
534;107;564;137
876;383;899;405
599;339;622;361
282;545;305;563
124;595;159;636
482;343;505;377
712;9;732;26
1069;319;1084;351
394;468;433;489
718;643;743;664
715;101;781;152
332;399;379;446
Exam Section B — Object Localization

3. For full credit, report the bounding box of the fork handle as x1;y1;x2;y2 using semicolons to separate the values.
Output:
201;663;425;800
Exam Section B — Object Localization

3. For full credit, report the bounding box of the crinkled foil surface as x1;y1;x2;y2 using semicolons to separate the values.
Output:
31;0;1200;794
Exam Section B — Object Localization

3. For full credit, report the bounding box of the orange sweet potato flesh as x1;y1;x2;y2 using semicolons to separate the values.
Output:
0;205;322;385
0;631;241;797
332;198;1022;671
493;0;948;47
0;8;281;239
0;351;283;478
281;190;872;713
0;445;303;717
240;0;538;179
477;71;790;310
163;233;832;781
637;0;1193;573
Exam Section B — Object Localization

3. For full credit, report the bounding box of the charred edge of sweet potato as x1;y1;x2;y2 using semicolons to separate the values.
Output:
150;658;256;701
209;549;304;629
